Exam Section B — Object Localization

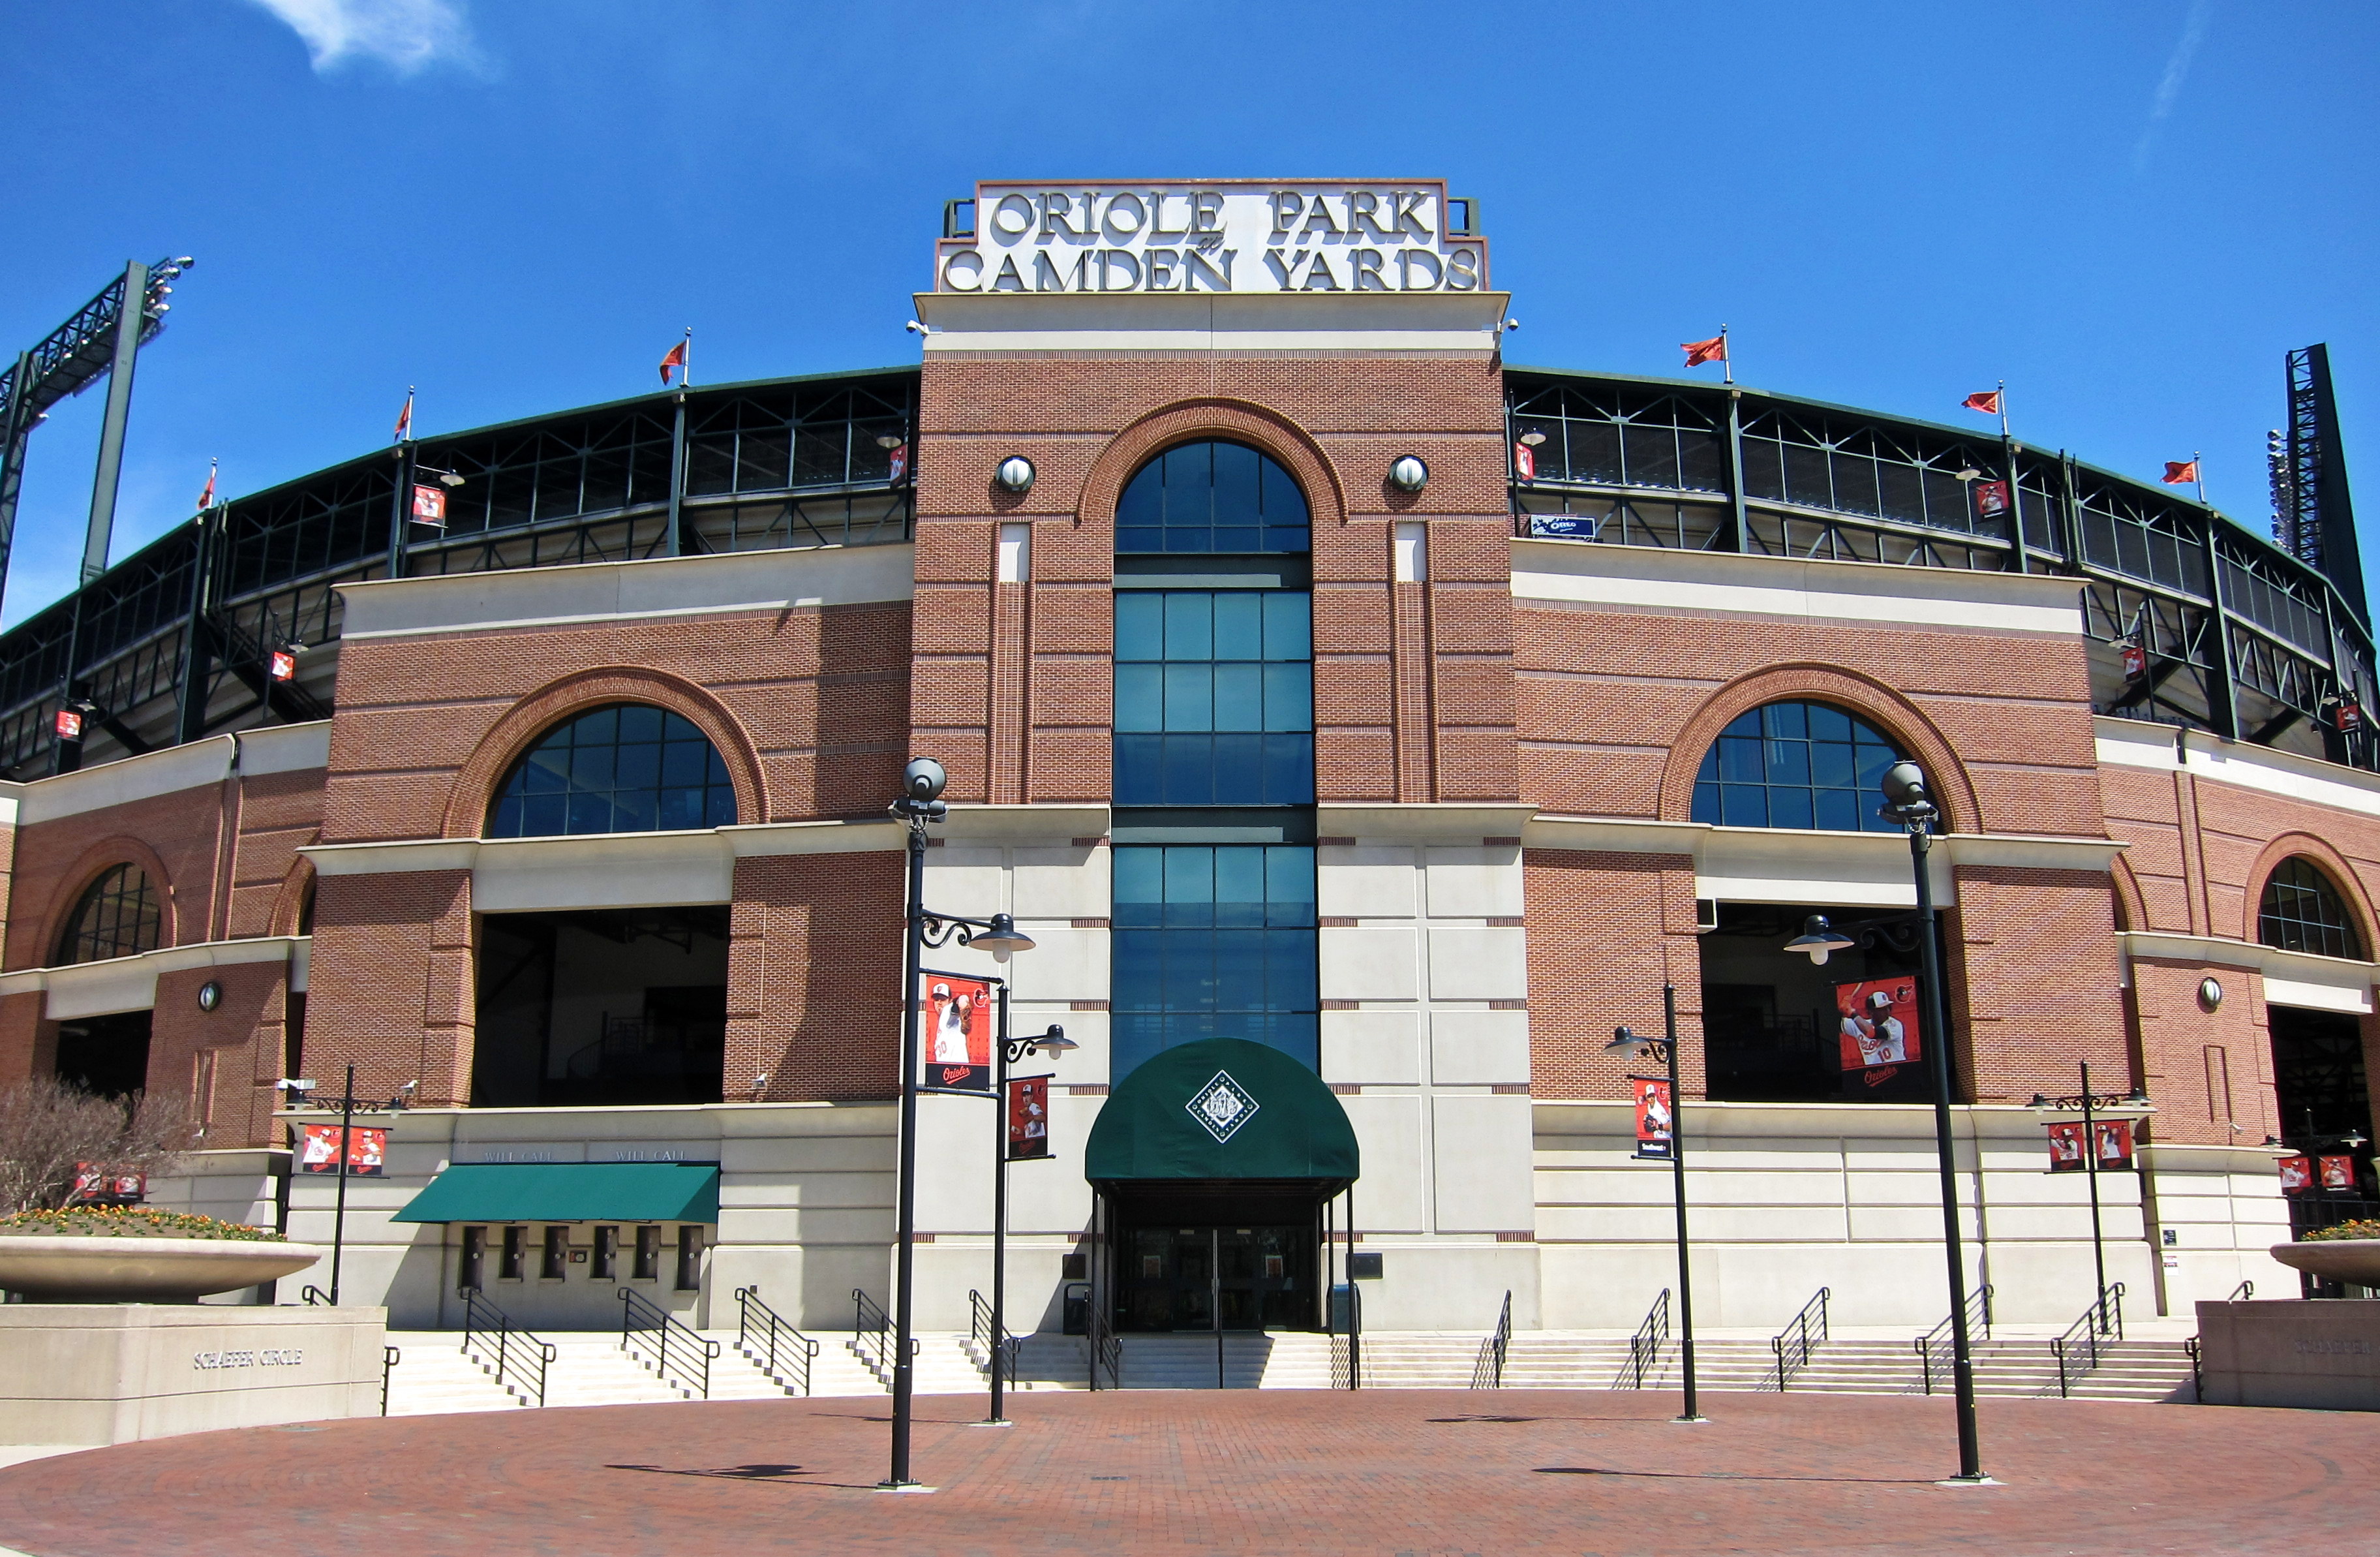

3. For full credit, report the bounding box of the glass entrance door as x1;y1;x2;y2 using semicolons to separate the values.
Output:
1118;1224;1313;1331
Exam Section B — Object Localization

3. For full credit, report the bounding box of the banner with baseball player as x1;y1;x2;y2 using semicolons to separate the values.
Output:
298;1123;387;1176
1632;1077;1675;1161
1007;1075;1051;1160
1834;976;1921;1078
2046;1120;2087;1171
920;970;996;1092
2094;1118;2135;1171
2319;1154;2359;1191
2278;1154;2314;1193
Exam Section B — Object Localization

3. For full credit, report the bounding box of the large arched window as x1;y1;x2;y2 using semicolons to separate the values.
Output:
486;703;736;838
57;864;161;965
2259;857;2366;961
1116;440;1309;554
1690;701;1904;833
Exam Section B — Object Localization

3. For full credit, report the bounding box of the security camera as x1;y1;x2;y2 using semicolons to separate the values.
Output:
1502;317;1520;331
904;320;928;335
275;1078;316;1094
904;757;947;803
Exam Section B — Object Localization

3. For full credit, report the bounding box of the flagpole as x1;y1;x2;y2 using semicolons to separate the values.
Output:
1720;324;1733;387
1996;379;2009;442
683;327;694;390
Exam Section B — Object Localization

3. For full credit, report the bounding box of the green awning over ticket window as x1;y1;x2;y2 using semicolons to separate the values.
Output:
392;1162;720;1224
1086;1037;1358;1186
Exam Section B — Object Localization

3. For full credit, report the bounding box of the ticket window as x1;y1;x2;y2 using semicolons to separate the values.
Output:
459;1226;485;1291
593;1226;618;1280
499;1225;527;1281
633;1224;662;1281
675;1226;705;1291
540;1226;568;1280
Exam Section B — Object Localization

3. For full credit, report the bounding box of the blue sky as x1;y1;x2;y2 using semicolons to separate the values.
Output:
1;1;2374;626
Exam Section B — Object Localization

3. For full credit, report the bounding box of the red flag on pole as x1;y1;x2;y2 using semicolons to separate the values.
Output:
2161;460;2200;485
393;388;414;444
659;339;688;386
196;461;217;512
1961;391;2002;416
1681;334;1727;368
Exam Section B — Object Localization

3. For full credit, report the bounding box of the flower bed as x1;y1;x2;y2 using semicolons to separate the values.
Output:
0;1207;281;1241
2304;1219;2380;1244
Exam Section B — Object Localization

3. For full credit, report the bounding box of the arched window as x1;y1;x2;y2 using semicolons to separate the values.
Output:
486;703;737;838
1116;440;1309;555
2259;857;2365;961
57;864;161;965
1690;701;1904;833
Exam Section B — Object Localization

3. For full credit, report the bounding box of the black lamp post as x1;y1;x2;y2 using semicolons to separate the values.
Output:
2028;1064;2155;1331
986;994;1073;1426
1786;762;1987;1483
1605;981;1703;1423
885;756;1037;1491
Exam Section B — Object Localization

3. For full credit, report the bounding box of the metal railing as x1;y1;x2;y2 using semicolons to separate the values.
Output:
619;1286;718;1400
968;1288;1016;1389
1471;1290;1514;1389
2051;1282;2126;1398
299;1284;329;1306
1330;1280;1364;1391
2184;1334;2204;1400
733;1285;818;1396
2228;1279;2255;1303
852;1287;901;1386
1769;1287;1830;1392
380;1346;400;1416
1915;1284;1994;1396
1622;1289;1671;1391
459;1288;555;1409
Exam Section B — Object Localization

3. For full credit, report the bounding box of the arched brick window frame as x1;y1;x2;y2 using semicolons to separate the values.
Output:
440;668;768;840
2240;834;2377;957
1077;400;1347;536
1656;666;1981;834
2107;853;2149;935
269;854;318;938
42;837;177;966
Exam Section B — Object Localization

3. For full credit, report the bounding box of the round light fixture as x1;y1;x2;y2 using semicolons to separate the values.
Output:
2199;976;2223;1010
197;981;222;1013
995;455;1035;493
1388;455;1429;493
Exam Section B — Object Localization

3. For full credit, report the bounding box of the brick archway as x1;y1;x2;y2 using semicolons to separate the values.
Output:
2238;832;2379;955
1656;664;1982;834
1076;399;1347;532
269;852;318;938
40;837;178;966
440;668;769;840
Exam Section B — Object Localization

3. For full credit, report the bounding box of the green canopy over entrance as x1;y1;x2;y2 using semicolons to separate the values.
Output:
392;1162;720;1224
1086;1038;1358;1187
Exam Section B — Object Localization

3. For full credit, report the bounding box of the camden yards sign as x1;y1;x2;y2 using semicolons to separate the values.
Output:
936;181;1489;296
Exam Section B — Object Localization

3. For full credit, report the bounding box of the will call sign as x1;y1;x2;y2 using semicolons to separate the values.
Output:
935;181;1489;296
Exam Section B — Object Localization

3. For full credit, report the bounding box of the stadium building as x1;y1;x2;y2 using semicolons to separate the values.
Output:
0;181;2372;1349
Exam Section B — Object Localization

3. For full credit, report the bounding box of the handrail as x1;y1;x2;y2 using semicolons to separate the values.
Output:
2227;1279;2255;1303
1084;1290;1121;1391
380;1346;401;1417
1622;1289;1671;1391
1330;1279;1364;1390
2051;1282;2126;1398
1768;1287;1829;1391
1914;1284;1994;1396
619;1286;720;1400
968;1288;1018;1389
299;1284;330;1306
852;1287;895;1385
1471;1290;1514;1389
459;1287;555;1408
733;1285;819;1396
2184;1334;2204;1401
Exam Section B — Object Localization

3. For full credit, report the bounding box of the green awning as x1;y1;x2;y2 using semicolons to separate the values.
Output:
1086;1038;1358;1186
392;1162;720;1224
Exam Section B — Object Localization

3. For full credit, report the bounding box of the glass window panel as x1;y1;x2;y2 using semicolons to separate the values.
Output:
1163;664;1213;732
1163;594;1212;661
1720;784;1768;827
1768;787;1816;829
1163;845;1215;905
615;741;662;790
1693;700;1905;835
1211;442;1260;528
1114;734;1161;803
1114;665;1164;732
1762;702;1807;739
1765;739;1810;786
566;792;613;834
1262;593;1311;660
1115;594;1163;661
1117;441;1308;555
1813;789;1861;832
1806;704;1852;741
1809;741;1856;789
1113;850;1164;921
1691;780;1720;824
1718;736;1764;783
1161;735;1213;803
618;705;664;742
1212;593;1261;653
1117;466;1161;533
1262;734;1315;803
660;740;707;788
570;745;615;788
486;702;737;838
1262;664;1312;732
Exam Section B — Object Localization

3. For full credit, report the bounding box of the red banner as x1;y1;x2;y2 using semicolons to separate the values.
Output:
1513;442;1536;482
299;1123;386;1176
2278;1154;2313;1192
1633;1077;1674;1161
1971;479;2012;519
2047;1120;2087;1171
2094;1118;2135;1170
72;1164;146;1203
2320;1154;2358;1190
1007;1075;1050;1160
410;484;447;527
921;971;994;1091
1835;977;1921;1075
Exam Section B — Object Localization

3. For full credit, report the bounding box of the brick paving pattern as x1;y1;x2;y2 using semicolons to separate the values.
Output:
0;1389;2373;1556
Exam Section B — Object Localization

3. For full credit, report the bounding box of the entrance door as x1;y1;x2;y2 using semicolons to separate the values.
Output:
1117;1224;1313;1331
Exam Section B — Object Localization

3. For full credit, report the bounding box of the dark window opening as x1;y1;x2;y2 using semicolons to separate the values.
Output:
2259;858;2366;961
1116;440;1309;555
1690;701;1904;833
675;1226;704;1291
486;703;736;839
634;1224;662;1281
2271;1004;2375;1227
53;1009;152;1099
541;1226;568;1280
1696;902;1944;1104
499;1225;526;1281
283;991;307;1083
459;1226;485;1291
592;1226;617;1280
57;864;162;965
471;906;729;1107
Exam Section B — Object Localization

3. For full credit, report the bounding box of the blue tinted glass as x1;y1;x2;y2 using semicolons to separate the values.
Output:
1814;790;1861;831
1720;784;1768;827
1213;593;1261;651
1164;846;1214;905
1114;735;1161;803
1765;739;1810;786
1810;740;1855;788
1212;443;1261;529
1115;594;1163;660
1262;664;1312;731
1807;703;1852;742
1162;735;1213;803
1718;736;1763;782
487;703;736;838
1117;442;1309;555
1163;664;1212;731
1769;787;1815;829
1692;780;1720;824
1763;702;1807;739
1114;665;1164;732
1261;457;1310;525
1212;733;1266;802
1111;933;1164;1004
1263;735;1315;803
1118;465;1161;532
1262;594;1311;660
1692;701;1904;835
1163;594;1211;660
1855;743;1897;789
1212;665;1263;731
1114;847;1163;912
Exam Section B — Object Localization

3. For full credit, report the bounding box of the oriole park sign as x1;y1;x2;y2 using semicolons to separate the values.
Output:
934;179;1489;296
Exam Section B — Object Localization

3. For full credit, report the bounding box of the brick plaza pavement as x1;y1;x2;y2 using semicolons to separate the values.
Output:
0;1389;2372;1556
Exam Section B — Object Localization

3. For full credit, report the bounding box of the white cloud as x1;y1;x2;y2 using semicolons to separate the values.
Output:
245;0;481;76
2134;0;2216;171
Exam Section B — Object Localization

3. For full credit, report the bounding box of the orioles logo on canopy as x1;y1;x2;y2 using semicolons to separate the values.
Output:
1187;1071;1260;1143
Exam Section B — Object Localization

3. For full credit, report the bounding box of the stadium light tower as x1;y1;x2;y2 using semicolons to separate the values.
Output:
0;257;192;620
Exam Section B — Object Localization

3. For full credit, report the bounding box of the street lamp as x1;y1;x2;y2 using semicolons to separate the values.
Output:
1604;982;1704;1423
885;755;1037;1491
986;1004;1074;1426
2030;1065;2155;1333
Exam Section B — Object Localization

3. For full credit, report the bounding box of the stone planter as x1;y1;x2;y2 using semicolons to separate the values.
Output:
0;1236;324;1303
2270;1239;2380;1287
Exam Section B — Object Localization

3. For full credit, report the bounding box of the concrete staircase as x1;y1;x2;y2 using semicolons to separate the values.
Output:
1497;1333;2194;1402
383;1332;531;1415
